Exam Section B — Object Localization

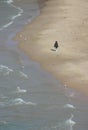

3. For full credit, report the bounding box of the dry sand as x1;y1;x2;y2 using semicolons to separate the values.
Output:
15;0;88;95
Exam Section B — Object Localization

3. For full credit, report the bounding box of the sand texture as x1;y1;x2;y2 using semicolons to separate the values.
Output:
15;0;88;95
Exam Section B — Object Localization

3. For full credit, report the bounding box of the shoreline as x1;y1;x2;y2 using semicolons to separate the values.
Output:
15;0;88;96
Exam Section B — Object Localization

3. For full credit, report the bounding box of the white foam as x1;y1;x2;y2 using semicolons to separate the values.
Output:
16;86;27;93
6;0;13;4
0;65;13;76
3;21;13;28
11;4;23;17
10;3;23;21
25;101;37;105
64;104;76;109
0;21;13;31
12;98;25;105
11;13;21;20
0;0;23;31
10;98;37;106
51;114;76;130
19;71;29;79
65;114;76;130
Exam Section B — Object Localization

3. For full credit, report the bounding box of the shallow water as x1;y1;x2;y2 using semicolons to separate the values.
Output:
0;0;88;130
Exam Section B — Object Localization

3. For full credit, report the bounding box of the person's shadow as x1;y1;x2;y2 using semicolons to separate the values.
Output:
51;48;56;51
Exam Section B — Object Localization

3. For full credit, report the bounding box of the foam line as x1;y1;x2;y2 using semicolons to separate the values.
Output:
16;86;27;93
9;98;37;106
0;65;13;76
64;104;76;109
19;71;29;79
65;114;76;130
0;0;23;31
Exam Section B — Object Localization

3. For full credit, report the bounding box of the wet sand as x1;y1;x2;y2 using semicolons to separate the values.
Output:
15;0;88;96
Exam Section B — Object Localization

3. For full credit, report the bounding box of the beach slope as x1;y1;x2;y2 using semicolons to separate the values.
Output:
15;0;88;95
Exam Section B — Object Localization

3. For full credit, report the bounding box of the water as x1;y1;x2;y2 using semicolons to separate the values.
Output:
0;0;88;130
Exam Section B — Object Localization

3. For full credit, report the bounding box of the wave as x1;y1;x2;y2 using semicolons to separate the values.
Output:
15;86;27;93
0;98;37;107
65;114;76;130
0;21;13;31
3;21;13;28
49;114;76;130
11;13;21;20
19;71;29;79
9;98;37;106
0;64;30;79
0;65;13;76
10;3;23;19
64;104;76;109
0;0;23;31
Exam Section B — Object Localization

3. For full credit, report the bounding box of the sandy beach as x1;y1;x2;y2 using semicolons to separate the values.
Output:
15;0;88;95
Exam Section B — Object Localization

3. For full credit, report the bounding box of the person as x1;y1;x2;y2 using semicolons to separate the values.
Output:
54;41;59;49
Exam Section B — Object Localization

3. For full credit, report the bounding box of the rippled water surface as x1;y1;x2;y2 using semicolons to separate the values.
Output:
0;0;88;130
